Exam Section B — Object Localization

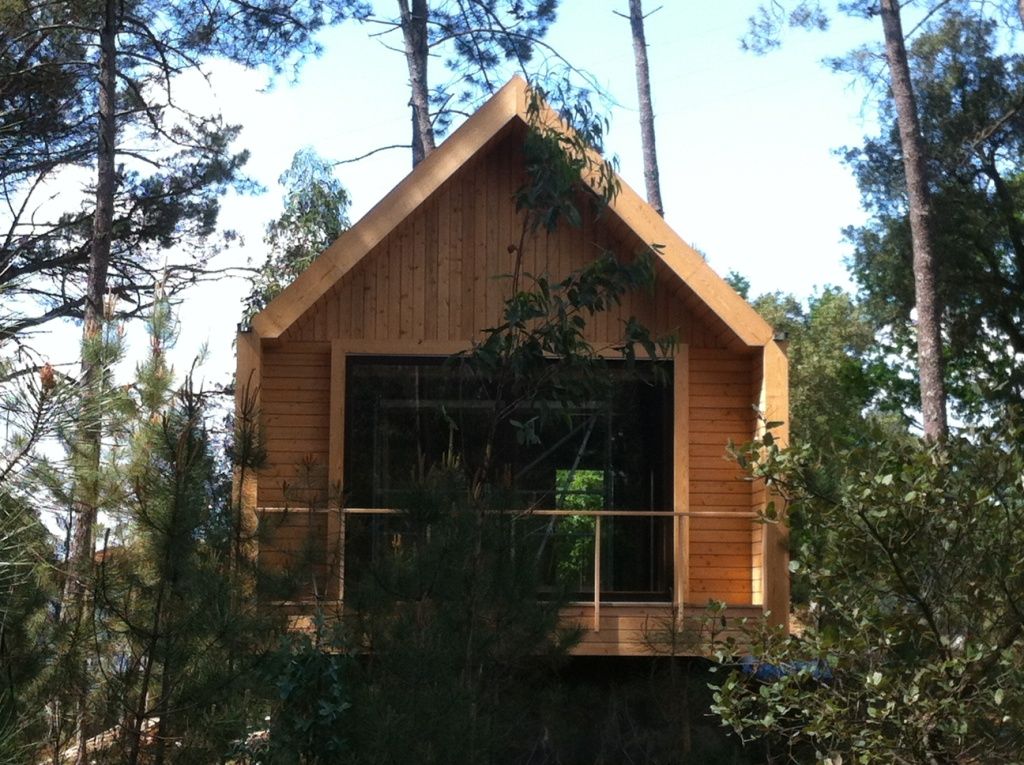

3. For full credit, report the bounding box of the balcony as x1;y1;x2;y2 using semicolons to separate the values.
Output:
256;504;765;656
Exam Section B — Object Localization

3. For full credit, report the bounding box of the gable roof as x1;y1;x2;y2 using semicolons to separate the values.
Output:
251;76;774;347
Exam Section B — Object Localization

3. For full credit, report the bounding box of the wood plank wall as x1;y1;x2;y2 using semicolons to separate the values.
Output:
259;343;332;505
750;352;766;605
255;128;763;611
280;131;693;348
564;603;764;656
258;510;339;601
688;348;757;604
257;343;336;599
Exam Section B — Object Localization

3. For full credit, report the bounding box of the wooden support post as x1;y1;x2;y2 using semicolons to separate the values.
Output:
673;346;690;614
232;330;262;575
760;339;790;630
329;341;347;603
593;514;602;632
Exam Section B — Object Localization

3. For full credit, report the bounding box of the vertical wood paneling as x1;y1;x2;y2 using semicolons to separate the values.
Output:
377;233;390;339
760;340;790;627
497;142;514;326
461;167;476;339
326;285;339;340
434;188;447;341
750;351;765;605
447;176;461;341
413;204;427;340
314;297;326;340
484;149;499;329
400;218;413;338
474;158;488;336
350;261;365;340
329;343;346;601
233;331;262;569
276;132;743;353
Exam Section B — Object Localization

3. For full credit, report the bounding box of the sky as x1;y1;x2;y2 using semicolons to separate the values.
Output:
41;2;888;389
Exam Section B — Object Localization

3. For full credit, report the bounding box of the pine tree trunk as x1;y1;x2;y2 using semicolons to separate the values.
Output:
398;0;434;166
627;0;663;216
62;0;117;760
879;0;947;440
1018;0;1024;30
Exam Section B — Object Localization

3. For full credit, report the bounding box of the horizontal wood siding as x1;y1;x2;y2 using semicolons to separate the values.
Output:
563;603;764;656
259;344;331;508
750;352;766;605
280;602;764;657
687;348;757;604
258;509;340;601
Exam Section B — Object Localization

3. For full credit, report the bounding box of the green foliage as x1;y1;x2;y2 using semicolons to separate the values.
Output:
552;468;600;583
712;414;1024;763
518;81;619;234
0;493;57;761
254;620;353;764
844;11;1024;419
460;252;663;447
742;1;830;54
243;149;352;324
752;287;889;450
530;658;761;764
91;375;283;763
338;465;574;764
0;0;367;341
724;270;751;300
9;301;281;763
423;0;561;133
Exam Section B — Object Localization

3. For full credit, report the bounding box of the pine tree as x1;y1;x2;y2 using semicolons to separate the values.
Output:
844;11;1024;420
74;297;283;763
742;0;953;438
32;6;367;758
359;1;564;166
621;0;664;216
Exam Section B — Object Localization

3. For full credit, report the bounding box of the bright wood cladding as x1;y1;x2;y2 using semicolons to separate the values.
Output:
239;79;789;656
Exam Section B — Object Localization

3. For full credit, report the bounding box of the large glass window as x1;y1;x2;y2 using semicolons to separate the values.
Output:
344;356;673;601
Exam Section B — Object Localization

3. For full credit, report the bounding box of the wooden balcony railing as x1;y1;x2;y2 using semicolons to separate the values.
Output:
258;507;763;632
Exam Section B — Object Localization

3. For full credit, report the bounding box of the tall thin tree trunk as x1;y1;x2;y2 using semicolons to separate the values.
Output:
126;575;167;765
62;0;117;760
153;645;173;765
398;0;434;166
627;0;663;216
1018;0;1023;30
125;654;154;765
879;0;947;440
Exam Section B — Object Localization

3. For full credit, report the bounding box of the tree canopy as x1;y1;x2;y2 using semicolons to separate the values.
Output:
0;0;366;346
243;148;352;324
845;11;1024;419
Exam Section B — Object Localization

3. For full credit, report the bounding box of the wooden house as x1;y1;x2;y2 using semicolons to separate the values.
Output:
235;77;789;656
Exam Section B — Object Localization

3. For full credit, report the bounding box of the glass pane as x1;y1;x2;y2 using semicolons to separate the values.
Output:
343;357;675;602
519;514;595;599
600;515;672;602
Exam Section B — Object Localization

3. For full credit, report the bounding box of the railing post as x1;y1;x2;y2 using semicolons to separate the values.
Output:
593;515;601;632
673;347;689;630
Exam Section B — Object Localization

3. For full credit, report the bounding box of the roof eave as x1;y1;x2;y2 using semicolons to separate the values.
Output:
252;76;530;339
